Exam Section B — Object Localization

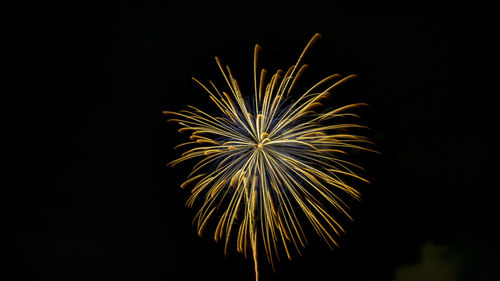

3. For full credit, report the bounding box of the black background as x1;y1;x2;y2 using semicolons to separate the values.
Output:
11;1;499;281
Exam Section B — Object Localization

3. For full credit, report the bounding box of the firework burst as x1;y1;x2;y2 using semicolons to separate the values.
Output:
164;33;373;280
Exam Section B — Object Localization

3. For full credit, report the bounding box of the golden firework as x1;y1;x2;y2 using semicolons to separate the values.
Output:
164;33;373;280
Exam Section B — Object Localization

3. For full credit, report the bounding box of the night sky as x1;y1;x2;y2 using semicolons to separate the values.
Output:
11;1;499;281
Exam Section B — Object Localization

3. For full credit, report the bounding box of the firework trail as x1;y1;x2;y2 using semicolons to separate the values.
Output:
164;33;373;280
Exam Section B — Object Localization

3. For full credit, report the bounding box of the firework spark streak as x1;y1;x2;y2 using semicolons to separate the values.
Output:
164;33;373;280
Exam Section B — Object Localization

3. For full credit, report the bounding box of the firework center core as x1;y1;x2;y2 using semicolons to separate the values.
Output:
255;135;270;150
